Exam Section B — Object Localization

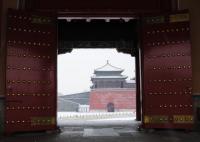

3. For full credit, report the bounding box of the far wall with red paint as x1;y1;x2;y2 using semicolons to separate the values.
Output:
89;89;136;112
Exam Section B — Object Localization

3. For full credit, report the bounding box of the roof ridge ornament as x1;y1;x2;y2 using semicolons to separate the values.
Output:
107;60;109;64
94;60;124;72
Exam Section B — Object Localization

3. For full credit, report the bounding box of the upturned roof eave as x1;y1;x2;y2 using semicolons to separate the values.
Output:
94;61;124;72
91;76;128;79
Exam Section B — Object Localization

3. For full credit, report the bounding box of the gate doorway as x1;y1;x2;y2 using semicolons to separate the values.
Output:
107;103;115;112
57;48;137;129
58;17;138;130
4;9;193;135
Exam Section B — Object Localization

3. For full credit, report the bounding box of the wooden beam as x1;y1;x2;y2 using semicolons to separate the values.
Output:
24;0;174;14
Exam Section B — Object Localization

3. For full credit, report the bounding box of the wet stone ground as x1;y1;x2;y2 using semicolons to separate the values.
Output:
1;126;200;142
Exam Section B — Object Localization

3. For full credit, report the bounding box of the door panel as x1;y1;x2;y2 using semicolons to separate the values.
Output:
141;12;193;129
5;9;57;134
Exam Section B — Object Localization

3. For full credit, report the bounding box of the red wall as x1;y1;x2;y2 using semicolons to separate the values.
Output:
89;89;136;111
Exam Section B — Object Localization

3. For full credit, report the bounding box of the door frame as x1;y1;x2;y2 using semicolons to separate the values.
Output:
0;0;3;48
57;15;142;120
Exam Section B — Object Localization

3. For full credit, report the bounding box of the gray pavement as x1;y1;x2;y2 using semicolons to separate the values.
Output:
83;128;120;137
1;124;200;142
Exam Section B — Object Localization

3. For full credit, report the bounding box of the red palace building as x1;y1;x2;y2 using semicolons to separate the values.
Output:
89;61;136;112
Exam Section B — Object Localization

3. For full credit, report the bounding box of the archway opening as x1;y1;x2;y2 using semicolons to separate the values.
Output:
57;18;140;136
57;48;137;127
107;102;115;112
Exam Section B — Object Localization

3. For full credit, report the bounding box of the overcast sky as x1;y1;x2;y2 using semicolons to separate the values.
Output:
58;49;135;95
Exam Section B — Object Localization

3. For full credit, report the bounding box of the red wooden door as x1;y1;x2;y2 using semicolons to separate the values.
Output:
141;11;193;129
5;9;57;134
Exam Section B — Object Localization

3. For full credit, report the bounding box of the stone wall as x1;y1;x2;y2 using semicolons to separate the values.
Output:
179;0;200;94
179;0;200;130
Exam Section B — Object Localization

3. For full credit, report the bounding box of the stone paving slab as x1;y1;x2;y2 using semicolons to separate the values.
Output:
83;128;120;137
1;127;200;142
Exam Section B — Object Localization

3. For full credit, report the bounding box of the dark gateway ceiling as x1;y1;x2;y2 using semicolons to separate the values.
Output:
24;0;174;13
58;19;138;56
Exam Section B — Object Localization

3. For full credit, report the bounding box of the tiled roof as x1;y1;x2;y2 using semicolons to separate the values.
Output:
95;61;123;72
91;75;127;79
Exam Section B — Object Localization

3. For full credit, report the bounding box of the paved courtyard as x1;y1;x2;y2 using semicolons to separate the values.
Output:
1;124;200;142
